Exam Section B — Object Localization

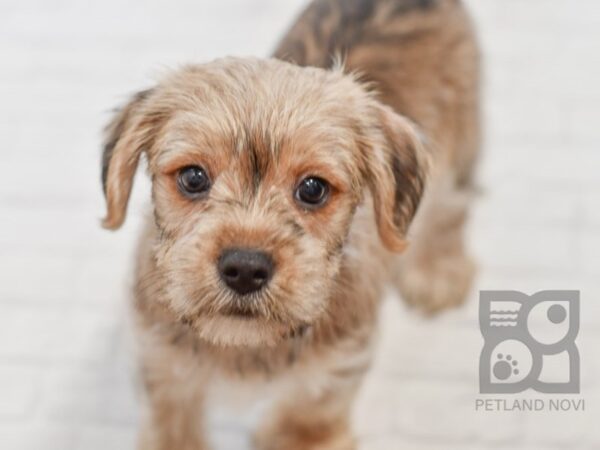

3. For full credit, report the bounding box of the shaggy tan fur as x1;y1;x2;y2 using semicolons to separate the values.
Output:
101;0;479;448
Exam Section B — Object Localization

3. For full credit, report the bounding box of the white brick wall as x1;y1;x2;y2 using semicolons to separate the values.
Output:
1;0;599;449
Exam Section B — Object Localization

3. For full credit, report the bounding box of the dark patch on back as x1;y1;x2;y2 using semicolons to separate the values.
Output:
339;0;376;23
326;0;375;60
359;28;431;46
391;0;439;15
274;0;442;69
313;0;334;18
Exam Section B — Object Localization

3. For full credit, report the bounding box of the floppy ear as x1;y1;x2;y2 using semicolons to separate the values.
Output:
365;104;430;252
101;89;156;230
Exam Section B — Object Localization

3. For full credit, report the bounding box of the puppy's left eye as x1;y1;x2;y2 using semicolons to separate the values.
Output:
177;165;211;198
295;177;329;208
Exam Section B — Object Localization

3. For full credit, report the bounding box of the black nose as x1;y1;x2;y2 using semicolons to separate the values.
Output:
218;248;274;295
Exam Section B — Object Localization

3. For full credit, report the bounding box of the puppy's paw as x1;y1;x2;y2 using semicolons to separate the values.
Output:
397;254;476;314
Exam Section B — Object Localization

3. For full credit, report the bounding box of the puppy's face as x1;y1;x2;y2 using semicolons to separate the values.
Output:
102;58;427;347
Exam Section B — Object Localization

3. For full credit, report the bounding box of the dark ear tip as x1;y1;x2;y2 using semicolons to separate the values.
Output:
101;140;116;195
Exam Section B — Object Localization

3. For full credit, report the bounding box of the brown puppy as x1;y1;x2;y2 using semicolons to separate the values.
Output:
101;0;479;448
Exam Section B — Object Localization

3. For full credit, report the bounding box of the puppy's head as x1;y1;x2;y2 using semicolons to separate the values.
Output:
102;57;427;347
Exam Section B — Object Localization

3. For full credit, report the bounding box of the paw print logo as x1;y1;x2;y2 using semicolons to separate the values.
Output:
493;354;519;380
486;339;531;385
479;291;580;394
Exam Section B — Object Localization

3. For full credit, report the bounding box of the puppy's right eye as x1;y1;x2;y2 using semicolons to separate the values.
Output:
295;176;329;208
177;166;211;198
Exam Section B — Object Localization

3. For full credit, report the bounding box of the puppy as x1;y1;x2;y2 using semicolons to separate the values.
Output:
101;0;479;448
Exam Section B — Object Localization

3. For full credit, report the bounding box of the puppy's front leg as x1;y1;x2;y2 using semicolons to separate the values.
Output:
136;340;210;450
137;386;209;450
254;365;365;450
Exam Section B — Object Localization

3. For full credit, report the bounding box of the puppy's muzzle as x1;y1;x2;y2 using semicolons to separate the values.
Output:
218;248;274;295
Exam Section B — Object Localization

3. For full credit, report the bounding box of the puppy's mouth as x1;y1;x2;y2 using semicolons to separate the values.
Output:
223;305;260;319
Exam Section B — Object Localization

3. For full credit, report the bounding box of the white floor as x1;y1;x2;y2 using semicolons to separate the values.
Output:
1;0;599;449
